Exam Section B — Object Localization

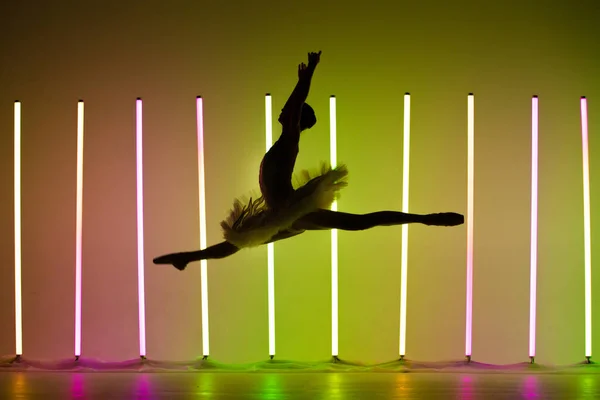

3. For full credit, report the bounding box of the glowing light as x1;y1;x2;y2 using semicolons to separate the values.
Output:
581;96;592;360
75;100;84;357
196;96;210;356
70;374;85;398
529;95;539;360
265;94;276;357
135;98;147;357
330;95;338;357
522;375;539;400
399;93;410;358
14;101;22;357
465;93;474;359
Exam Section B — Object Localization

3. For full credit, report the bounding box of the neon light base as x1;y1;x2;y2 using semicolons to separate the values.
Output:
9;355;22;364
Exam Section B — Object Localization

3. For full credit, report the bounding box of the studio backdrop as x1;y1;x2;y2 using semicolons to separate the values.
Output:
0;0;598;366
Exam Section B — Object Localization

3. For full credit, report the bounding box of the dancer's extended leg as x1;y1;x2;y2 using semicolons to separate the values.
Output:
292;209;464;231
152;228;305;270
153;210;462;270
153;241;240;271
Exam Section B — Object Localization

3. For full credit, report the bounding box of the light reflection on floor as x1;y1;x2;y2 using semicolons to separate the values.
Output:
1;371;599;399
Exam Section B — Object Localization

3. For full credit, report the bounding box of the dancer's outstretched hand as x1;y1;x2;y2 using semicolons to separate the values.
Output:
308;51;322;66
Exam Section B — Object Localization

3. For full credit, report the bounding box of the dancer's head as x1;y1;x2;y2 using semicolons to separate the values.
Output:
300;103;317;131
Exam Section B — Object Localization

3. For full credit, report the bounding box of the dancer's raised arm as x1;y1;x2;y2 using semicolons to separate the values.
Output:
278;51;321;129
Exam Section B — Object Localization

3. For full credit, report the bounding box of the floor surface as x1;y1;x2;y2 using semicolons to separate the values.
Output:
1;371;599;399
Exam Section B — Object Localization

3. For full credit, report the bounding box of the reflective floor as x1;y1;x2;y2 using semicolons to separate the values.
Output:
1;371;599;399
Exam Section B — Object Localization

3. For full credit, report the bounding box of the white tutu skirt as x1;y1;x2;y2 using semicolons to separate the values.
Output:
220;163;348;249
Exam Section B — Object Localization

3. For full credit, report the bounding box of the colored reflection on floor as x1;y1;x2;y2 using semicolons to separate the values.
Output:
1;371;599;399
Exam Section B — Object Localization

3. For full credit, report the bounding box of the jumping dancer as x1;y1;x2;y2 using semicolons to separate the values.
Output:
154;51;463;270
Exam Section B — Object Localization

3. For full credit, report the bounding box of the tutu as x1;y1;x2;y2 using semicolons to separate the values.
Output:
220;163;348;249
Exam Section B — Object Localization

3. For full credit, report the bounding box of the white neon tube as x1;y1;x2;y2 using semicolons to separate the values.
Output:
400;93;411;358
196;96;210;357
265;94;276;357
330;95;338;357
581;96;592;360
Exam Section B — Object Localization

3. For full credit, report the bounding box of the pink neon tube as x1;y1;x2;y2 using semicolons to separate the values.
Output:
465;93;474;359
136;98;147;357
529;96;539;360
75;100;84;358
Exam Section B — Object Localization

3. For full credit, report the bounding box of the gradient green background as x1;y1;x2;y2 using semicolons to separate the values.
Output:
0;0;598;365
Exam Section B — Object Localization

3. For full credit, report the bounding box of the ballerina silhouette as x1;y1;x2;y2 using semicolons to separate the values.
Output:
153;51;464;271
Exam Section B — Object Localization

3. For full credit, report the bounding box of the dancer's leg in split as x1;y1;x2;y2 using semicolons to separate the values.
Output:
153;210;463;270
259;51;322;208
153;241;241;270
152;229;304;270
292;209;465;231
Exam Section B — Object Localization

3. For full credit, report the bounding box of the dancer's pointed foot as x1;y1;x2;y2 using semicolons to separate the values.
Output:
423;212;464;226
153;253;190;271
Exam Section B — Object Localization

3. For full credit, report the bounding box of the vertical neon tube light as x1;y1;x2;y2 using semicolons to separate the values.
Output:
75;100;84;358
196;96;210;358
399;93;411;359
265;94;276;358
14;101;22;358
330;95;339;358
135;98;147;358
465;93;474;361
529;96;539;363
581;96;592;361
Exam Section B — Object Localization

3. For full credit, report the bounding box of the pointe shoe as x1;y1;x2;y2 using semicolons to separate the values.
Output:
153;253;189;271
423;212;464;227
